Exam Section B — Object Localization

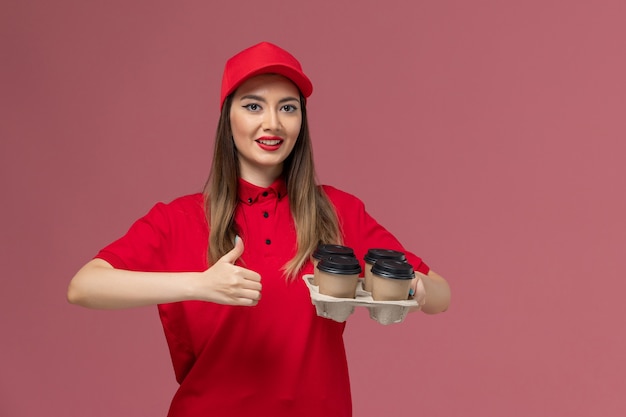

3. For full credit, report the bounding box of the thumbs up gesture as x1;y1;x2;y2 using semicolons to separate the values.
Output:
197;236;262;306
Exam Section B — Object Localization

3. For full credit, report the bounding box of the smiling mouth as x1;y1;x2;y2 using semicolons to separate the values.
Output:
256;138;283;145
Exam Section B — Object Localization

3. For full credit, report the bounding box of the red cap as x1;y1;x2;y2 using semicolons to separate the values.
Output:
220;42;313;109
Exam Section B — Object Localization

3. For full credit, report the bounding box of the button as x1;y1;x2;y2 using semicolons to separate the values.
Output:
262;191;268;197
247;198;253;203
265;239;271;245
263;212;269;218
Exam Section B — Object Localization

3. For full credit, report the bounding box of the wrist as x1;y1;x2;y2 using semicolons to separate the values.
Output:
180;271;202;301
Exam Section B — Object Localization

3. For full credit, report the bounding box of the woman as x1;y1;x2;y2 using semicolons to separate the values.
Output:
67;41;450;417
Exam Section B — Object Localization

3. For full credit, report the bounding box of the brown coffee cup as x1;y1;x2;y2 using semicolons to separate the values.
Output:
370;259;415;301
363;249;407;292
311;244;355;285
316;255;362;299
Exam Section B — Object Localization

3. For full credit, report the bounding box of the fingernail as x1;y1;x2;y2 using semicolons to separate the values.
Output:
409;288;415;296
234;235;240;244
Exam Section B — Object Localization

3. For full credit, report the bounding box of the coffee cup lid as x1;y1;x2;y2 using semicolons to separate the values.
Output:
317;255;362;275
312;244;355;261
364;248;406;264
371;259;415;280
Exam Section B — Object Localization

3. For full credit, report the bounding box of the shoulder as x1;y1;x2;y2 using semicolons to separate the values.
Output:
161;193;205;212
320;185;365;210
143;193;205;227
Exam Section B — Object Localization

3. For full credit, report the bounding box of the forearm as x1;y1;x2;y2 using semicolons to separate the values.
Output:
411;270;451;314
67;259;198;309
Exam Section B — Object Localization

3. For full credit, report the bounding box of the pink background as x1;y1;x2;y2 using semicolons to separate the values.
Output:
2;1;625;416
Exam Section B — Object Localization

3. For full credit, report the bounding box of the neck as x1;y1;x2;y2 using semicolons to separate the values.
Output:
239;164;283;188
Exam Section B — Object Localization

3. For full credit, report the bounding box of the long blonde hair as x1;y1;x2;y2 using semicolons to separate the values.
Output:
203;94;341;278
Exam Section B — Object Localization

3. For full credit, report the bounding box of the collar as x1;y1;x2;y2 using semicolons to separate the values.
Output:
237;177;288;205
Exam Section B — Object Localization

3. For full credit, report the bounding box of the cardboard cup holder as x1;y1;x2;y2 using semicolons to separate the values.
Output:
302;274;418;325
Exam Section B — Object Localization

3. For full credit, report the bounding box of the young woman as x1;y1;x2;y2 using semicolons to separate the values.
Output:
67;41;450;417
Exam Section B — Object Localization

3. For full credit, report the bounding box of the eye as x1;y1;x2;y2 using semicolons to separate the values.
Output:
281;104;298;112
243;103;261;111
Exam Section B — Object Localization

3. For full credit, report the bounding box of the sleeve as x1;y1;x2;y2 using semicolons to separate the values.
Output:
94;198;199;384
324;186;430;275
95;202;171;272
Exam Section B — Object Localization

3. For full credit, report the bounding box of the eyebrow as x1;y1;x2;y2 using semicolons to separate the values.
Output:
239;94;300;104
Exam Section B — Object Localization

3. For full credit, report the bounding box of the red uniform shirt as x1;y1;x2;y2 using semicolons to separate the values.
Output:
96;178;429;417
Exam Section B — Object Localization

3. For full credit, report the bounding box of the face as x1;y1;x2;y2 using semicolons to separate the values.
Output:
230;74;302;186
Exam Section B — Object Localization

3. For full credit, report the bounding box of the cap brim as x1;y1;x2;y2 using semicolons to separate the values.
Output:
224;64;313;101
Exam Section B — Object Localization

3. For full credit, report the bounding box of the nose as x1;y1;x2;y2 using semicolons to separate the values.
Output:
262;108;281;132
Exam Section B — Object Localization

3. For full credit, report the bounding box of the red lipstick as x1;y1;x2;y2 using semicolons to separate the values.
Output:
255;136;284;151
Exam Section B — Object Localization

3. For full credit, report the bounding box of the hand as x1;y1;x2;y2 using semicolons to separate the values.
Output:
196;236;262;306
